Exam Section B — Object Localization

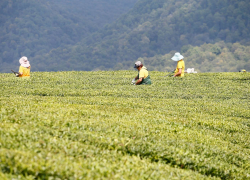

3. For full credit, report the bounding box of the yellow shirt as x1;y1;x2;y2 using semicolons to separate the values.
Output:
139;66;149;79
19;66;31;77
175;60;185;77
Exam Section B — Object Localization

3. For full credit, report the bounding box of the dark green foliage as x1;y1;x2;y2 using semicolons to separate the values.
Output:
1;0;250;72
128;42;250;72
36;0;250;72
0;0;137;72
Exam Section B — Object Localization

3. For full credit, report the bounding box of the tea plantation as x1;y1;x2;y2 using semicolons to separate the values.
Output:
0;71;249;179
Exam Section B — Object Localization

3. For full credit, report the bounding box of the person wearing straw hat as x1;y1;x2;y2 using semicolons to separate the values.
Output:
17;56;31;77
132;61;151;85
171;52;185;77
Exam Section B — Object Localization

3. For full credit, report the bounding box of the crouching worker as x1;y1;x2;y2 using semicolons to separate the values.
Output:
171;52;185;77
132;61;151;85
16;56;31;77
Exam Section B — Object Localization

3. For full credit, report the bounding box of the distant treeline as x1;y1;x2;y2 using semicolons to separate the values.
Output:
32;0;250;72
0;0;249;72
126;42;250;72
0;0;137;72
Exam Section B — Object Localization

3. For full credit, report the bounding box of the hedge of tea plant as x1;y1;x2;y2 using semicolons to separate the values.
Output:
0;71;249;179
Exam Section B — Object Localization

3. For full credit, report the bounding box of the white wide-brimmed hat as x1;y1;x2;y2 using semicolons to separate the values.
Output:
19;56;30;68
171;52;184;61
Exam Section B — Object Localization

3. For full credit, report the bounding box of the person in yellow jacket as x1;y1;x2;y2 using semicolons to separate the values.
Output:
17;56;31;77
171;52;185;77
132;61;151;85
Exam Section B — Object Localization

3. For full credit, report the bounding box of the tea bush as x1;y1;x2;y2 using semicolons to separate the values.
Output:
0;71;249;179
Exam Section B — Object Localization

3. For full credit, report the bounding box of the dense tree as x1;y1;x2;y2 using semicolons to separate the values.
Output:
121;42;250;73
47;0;248;72
1;0;250;72
0;0;138;72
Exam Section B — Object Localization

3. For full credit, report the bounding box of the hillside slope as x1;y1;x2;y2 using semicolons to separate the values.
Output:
129;42;250;72
37;0;250;72
0;0;138;72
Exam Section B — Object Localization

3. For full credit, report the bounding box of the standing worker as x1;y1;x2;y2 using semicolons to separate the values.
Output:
17;56;31;77
171;52;185;77
132;61;151;85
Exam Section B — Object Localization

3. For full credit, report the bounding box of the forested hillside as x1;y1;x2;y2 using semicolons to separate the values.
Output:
35;0;250;72
127;42;250;72
0;0;138;72
1;0;250;72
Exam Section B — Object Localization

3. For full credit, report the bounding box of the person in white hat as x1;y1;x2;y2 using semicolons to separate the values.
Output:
17;56;31;77
132;61;151;85
171;52;185;77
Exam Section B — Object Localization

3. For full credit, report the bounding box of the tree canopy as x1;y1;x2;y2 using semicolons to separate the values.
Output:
1;0;250;72
130;42;250;73
0;0;137;72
